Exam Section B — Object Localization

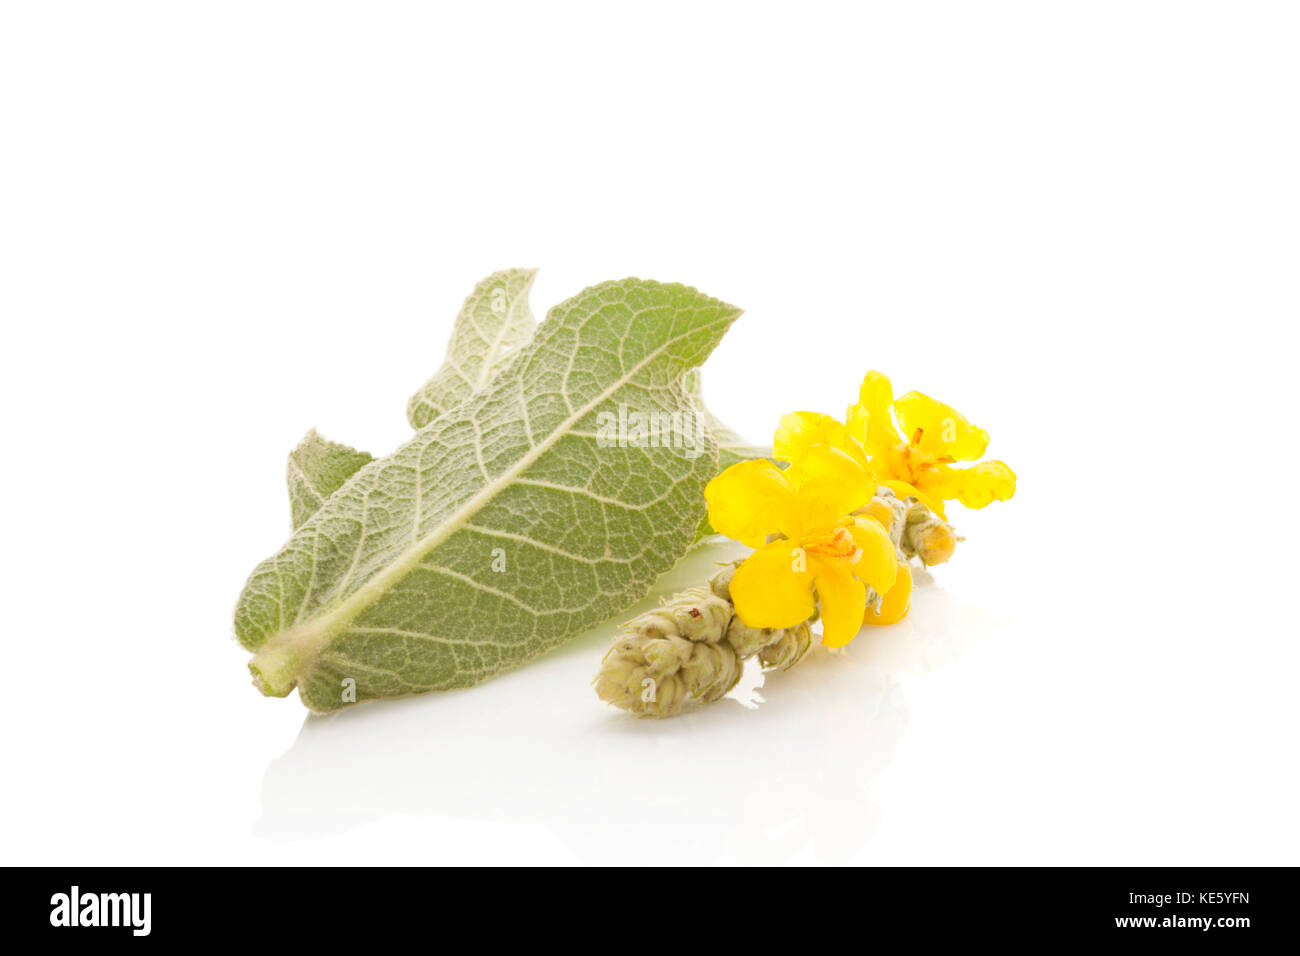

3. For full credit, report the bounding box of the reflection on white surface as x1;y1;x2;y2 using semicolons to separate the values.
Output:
257;540;999;864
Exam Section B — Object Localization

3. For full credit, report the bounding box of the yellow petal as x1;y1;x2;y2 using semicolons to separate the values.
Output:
811;555;867;648
923;460;1017;508
784;444;875;531
704;459;798;547
731;540;816;629
894;390;990;462
866;558;912;626
880;478;947;520
773;411;869;469
845;370;902;459
862;499;897;533
848;516;898;594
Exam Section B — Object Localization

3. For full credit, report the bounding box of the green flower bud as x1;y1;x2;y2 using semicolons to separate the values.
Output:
708;562;737;602
595;561;823;718
679;640;741;703
642;672;688;717
593;583;740;716
758;621;813;672
638;586;732;643
902;505;961;566
725;616;776;658
595;632;692;716
594;630;740;717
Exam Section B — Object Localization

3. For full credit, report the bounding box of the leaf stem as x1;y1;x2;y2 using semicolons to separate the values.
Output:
249;638;307;697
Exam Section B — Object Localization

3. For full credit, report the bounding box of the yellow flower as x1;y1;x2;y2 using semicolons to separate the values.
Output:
776;374;1015;518
704;446;897;648
773;409;947;518
846;370;1015;517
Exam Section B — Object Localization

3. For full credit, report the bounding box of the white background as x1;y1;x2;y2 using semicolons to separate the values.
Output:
3;2;1297;865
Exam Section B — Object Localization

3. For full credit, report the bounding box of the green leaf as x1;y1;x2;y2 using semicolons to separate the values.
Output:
286;430;374;530
236;278;743;712
406;267;538;430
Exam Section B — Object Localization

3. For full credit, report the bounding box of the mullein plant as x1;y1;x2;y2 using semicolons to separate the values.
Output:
594;371;1016;718
234;267;1016;716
